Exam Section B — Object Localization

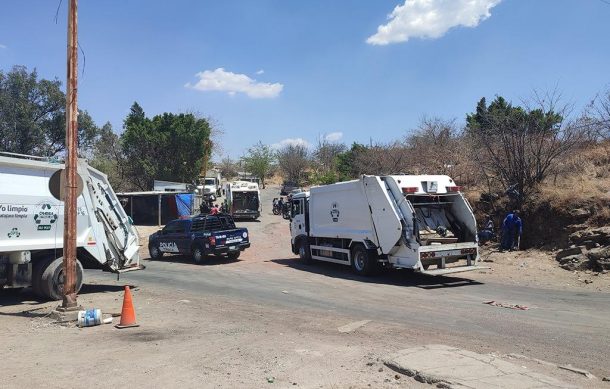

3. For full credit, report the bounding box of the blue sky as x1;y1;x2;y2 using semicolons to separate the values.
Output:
1;0;608;158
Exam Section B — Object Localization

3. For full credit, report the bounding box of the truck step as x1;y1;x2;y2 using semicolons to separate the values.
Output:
420;265;489;276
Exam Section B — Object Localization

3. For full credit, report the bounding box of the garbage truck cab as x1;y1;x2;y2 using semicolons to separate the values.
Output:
290;175;481;276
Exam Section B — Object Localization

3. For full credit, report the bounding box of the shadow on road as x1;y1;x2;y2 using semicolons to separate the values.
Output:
145;254;241;266
0;283;135;308
271;257;482;289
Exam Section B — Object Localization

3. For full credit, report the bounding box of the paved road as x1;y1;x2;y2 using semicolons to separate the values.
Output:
87;186;610;378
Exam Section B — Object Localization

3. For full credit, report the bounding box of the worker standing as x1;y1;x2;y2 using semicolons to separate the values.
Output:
500;210;522;251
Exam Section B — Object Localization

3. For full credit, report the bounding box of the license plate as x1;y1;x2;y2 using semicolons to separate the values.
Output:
229;246;237;250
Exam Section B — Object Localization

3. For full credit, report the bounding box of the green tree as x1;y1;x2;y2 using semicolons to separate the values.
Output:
242;141;275;188
466;95;583;206
121;102;212;190
336;142;367;180
0;65;99;156
89;122;127;190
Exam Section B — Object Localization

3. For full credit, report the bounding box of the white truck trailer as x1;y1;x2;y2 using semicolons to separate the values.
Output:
290;175;482;276
224;181;261;220
0;153;141;300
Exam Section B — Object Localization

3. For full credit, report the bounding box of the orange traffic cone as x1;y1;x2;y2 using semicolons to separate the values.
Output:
115;285;139;329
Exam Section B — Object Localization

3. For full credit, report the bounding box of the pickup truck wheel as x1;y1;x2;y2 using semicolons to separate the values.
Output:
192;244;206;264
149;245;163;260
40;257;83;301
227;251;240;261
298;240;312;264
351;245;377;276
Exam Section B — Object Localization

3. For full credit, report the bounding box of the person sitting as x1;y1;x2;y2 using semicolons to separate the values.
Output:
210;204;219;215
477;215;495;245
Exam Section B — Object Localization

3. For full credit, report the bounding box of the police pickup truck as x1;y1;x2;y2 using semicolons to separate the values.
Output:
148;214;250;263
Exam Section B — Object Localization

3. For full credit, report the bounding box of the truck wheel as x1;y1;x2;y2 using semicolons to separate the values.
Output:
192;244;206;264
149;244;163;260
40;257;84;301
31;258;47;296
298;240;312;264
351;245;377;276
227;251;240;261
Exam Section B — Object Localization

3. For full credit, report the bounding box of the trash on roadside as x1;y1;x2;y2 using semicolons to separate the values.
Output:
267;377;275;383
78;308;102;327
483;301;529;310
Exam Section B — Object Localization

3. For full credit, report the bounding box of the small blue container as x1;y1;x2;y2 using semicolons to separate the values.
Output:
77;309;102;327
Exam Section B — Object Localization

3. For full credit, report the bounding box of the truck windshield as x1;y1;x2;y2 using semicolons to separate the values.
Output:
204;179;215;185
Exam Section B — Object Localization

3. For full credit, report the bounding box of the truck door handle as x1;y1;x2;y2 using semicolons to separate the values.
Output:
298;224;302;229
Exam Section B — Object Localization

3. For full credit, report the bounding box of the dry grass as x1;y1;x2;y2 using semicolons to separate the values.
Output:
539;141;610;208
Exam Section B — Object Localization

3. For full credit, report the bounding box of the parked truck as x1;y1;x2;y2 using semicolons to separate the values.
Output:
290;175;481;276
198;170;222;196
224;181;261;220
0;153;141;300
148;213;250;263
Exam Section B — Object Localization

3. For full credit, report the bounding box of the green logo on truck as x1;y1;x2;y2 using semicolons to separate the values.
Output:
33;203;58;231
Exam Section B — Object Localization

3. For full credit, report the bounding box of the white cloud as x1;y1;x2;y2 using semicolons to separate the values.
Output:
185;68;283;99
0;44;7;49
323;132;343;142
272;138;310;149
256;69;265;75
367;0;501;45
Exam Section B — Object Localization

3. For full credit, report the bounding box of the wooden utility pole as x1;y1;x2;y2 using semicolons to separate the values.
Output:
62;0;79;309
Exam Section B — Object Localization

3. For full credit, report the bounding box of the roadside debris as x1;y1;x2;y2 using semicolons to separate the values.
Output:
558;364;596;379
338;320;371;333
78;308;102;327
483;301;529;310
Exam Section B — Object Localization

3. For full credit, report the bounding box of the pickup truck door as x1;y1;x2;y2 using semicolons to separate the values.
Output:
157;220;191;254
158;221;181;254
174;220;191;254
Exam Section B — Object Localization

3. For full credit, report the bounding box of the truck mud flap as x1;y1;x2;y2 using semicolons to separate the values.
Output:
420;265;489;276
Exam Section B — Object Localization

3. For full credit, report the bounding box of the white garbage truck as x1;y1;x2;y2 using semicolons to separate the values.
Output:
290;175;482;276
224;181;261;220
0;153;141;300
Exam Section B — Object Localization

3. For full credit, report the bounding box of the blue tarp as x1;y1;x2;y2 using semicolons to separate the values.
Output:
175;194;193;218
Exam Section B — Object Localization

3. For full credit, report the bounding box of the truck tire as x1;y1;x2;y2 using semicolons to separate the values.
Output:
227;251;240;261
297;240;312;264
31;257;47;296
192;243;206;264
351;244;377;276
149;244;163;260
40;257;84;301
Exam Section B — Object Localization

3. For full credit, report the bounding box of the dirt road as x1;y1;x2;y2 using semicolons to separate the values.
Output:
1;186;609;388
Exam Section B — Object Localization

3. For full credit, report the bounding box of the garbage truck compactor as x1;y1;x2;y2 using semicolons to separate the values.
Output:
290;175;482;276
0;154;141;300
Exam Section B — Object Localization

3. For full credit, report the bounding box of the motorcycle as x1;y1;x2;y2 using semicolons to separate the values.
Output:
272;200;281;215
282;202;291;220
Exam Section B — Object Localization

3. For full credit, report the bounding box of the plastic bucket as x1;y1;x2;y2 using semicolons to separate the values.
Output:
77;309;102;327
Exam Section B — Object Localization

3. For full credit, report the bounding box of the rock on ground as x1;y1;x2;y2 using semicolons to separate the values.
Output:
384;344;575;389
